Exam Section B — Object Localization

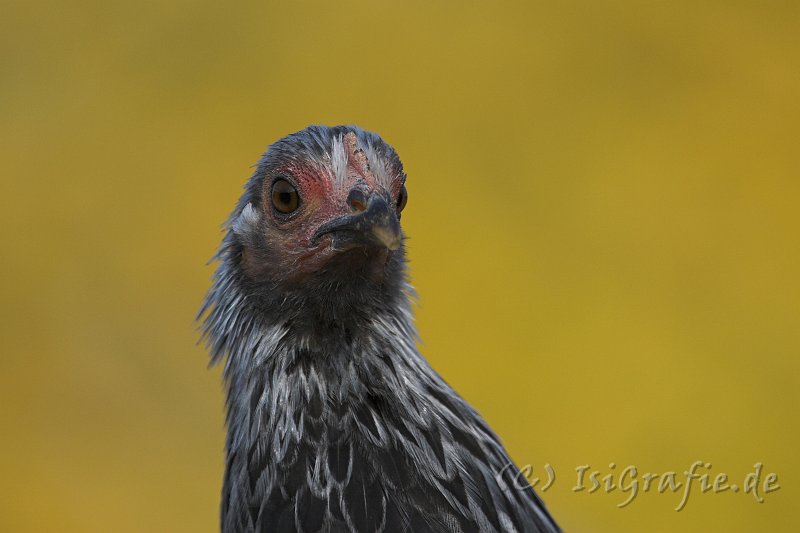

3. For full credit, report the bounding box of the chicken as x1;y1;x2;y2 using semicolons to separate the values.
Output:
199;125;561;533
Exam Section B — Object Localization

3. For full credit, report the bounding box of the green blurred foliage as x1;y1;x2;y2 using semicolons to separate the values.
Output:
1;1;797;531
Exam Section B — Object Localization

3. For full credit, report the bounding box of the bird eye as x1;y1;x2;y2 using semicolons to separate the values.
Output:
271;179;300;214
396;185;408;213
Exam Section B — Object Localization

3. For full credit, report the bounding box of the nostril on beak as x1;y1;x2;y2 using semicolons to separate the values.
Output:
346;188;368;213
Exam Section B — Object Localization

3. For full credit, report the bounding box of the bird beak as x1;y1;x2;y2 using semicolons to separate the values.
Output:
312;195;402;251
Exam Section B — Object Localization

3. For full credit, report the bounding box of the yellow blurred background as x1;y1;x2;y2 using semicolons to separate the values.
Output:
1;1;797;532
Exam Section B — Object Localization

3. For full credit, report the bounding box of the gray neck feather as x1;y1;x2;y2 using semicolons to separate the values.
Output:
198;228;439;482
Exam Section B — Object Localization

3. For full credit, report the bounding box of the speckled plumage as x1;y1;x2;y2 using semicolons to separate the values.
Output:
200;125;561;533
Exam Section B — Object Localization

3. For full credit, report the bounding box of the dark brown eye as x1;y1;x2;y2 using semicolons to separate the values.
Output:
271;179;299;214
396;185;408;213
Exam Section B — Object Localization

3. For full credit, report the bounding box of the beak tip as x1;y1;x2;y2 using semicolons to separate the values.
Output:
372;226;402;251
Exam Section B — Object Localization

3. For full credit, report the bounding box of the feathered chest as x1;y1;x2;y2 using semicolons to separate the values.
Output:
219;347;553;533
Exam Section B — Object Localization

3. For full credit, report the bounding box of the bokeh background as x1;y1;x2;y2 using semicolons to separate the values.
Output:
2;1;798;532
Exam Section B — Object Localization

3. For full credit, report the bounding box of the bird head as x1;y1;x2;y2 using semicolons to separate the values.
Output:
226;125;408;298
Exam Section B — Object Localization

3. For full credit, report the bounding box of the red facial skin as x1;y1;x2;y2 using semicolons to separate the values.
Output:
259;157;405;283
